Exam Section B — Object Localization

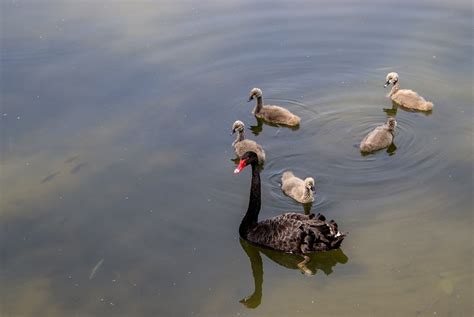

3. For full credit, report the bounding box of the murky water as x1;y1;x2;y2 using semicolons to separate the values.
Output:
1;1;472;316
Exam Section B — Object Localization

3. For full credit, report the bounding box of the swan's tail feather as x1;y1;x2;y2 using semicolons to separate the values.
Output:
329;219;338;232
330;234;346;249
288;115;301;126
298;214;346;252
315;213;326;221
281;171;294;181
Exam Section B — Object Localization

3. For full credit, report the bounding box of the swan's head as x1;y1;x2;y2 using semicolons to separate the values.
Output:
386;117;397;131
384;72;399;87
232;120;245;134
248;88;263;102
234;151;258;174
304;177;315;192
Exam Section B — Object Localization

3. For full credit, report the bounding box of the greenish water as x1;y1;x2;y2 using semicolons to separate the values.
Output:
1;1;472;316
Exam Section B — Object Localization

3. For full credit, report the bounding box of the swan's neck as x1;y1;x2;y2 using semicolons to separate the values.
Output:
239;164;261;238
253;96;263;114
388;81;400;97
303;188;313;201
233;130;245;147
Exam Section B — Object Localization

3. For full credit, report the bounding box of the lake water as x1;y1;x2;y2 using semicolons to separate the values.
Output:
1;0;472;316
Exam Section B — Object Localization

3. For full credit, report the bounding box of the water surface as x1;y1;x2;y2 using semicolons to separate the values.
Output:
1;0;472;316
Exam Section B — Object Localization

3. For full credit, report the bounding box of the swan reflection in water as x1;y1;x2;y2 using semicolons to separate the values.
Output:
239;239;349;309
383;101;432;117
250;117;300;136
360;142;398;156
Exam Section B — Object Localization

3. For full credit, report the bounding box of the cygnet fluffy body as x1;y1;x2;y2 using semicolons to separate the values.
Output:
281;171;315;204
360;117;397;153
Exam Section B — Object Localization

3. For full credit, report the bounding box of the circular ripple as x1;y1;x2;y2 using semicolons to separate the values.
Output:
257;94;445;204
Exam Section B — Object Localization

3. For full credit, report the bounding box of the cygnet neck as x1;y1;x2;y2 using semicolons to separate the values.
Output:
389;81;400;97
253;96;263;114
232;129;245;147
235;129;245;143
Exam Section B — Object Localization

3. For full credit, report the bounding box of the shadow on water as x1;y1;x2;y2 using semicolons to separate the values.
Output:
249;117;299;136
64;155;80;164
40;171;61;184
360;142;398;157
303;202;313;214
70;162;88;174
383;101;433;117
383;103;399;117
239;239;348;309
387;143;398;156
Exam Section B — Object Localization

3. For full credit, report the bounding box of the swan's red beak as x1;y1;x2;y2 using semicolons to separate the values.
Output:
234;159;248;174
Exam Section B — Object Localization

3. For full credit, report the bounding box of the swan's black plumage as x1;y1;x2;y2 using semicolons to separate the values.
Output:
236;151;346;254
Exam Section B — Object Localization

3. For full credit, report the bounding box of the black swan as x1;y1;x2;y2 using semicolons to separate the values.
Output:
234;151;346;274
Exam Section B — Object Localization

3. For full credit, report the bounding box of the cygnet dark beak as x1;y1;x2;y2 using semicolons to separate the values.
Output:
384;81;390;88
247;96;254;102
310;185;315;192
231;129;235;135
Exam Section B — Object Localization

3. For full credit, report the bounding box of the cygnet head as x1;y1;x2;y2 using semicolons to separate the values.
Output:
248;88;263;102
304;177;315;192
384;72;399;87
386;117;397;131
232;120;245;134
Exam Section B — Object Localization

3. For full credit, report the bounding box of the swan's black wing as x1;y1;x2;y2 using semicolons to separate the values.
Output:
246;213;345;254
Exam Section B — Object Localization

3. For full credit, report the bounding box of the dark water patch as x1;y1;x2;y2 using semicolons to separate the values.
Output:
64;155;80;164
40;171;60;184
70;162;88;174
